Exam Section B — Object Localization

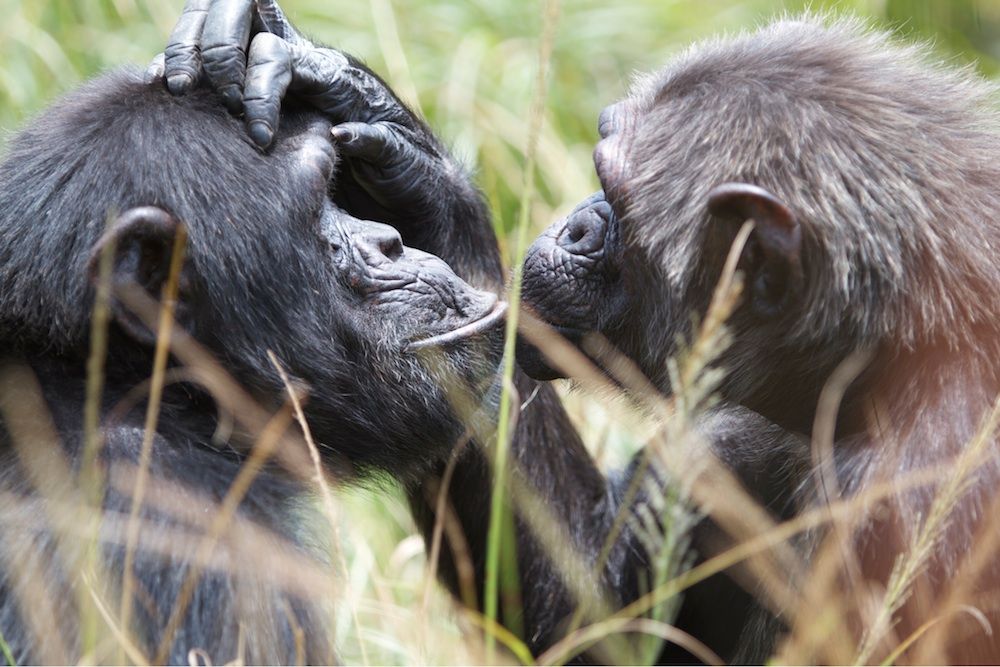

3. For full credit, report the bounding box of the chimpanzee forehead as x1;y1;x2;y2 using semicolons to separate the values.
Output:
61;72;329;249
105;77;332;236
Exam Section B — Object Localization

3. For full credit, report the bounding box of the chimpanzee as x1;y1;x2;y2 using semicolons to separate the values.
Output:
153;2;819;664
518;16;1000;664
0;66;512;663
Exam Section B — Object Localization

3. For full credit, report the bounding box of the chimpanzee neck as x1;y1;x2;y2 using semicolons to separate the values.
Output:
866;329;1000;452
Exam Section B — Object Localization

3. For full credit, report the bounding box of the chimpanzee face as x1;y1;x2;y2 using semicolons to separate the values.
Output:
319;203;503;354
517;86;803;389
516;190;625;380
280;117;506;356
516;102;634;381
97;111;504;365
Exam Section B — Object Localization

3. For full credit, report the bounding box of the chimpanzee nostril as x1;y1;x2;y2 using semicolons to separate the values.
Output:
354;221;405;261
558;208;608;256
378;233;404;260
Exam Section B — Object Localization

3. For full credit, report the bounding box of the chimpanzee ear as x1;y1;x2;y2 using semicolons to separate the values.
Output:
88;206;193;346
707;183;802;317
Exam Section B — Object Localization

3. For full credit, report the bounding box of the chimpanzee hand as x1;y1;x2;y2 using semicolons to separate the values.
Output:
154;0;416;143
151;0;501;287
151;0;307;103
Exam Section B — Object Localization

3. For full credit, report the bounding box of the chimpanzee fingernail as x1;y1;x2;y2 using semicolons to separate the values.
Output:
331;127;354;144
248;121;274;148
166;73;194;95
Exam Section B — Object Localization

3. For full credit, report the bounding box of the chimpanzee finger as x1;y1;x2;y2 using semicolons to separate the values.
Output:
288;46;412;127
243;33;293;149
330;122;401;163
145;53;166;85
201;0;255;113
332;121;444;218
163;0;210;95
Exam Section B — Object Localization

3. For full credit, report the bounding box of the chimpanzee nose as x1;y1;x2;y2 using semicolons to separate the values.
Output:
557;203;610;256
354;221;404;262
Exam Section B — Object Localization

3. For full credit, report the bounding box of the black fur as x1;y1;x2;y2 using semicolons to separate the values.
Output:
0;68;508;664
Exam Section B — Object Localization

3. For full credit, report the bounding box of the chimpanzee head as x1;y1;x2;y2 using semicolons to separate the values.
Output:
519;18;1000;430
0;69;505;476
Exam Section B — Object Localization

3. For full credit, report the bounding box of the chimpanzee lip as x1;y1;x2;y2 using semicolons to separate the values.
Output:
405;299;507;352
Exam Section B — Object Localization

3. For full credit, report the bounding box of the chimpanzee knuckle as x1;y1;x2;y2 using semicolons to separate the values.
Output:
289;46;349;95
163;30;204;92
377;125;445;179
336;123;397;165
164;41;202;72
249;31;287;59
202;45;247;92
368;123;403;162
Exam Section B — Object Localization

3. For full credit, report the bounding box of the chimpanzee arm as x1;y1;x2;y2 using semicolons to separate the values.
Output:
408;372;630;657
413;398;807;661
157;0;502;289
614;405;810;664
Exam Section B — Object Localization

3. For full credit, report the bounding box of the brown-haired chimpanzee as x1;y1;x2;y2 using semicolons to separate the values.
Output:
0;65;517;662
152;2;819;664
518;16;1000;664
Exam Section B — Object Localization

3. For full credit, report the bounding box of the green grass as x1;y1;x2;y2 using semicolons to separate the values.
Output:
1;1;998;664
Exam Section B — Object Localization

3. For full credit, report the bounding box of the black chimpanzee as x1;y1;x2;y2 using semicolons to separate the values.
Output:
153;2;819;664
0;66;513;662
0;7;679;664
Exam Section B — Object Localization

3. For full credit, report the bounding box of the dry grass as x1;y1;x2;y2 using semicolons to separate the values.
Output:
6;194;998;665
1;1;1000;665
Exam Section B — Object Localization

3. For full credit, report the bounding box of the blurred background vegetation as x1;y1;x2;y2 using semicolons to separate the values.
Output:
1;0;997;243
1;0;998;661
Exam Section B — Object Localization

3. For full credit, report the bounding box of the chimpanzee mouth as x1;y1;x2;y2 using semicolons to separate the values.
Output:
405;300;508;352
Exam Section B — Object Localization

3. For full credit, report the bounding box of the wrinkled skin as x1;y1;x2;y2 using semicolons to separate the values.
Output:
325;208;502;350
517;191;626;379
